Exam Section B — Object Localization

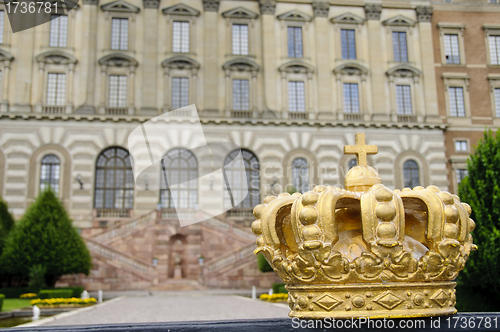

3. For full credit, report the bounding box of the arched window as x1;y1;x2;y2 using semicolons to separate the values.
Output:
94;147;134;213
403;160;420;188
160;148;198;209
292;158;308;193
40;154;60;194
348;158;357;170
223;149;260;211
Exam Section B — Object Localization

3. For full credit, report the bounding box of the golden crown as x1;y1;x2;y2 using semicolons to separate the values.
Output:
251;133;477;319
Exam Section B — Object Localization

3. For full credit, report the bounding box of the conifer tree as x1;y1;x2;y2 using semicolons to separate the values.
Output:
1;189;91;287
0;197;15;257
458;129;500;311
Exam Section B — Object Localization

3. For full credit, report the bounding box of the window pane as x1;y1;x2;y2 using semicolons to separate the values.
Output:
111;18;128;50
292;158;308;193
232;79;250;111
171;77;189;109
40;154;60;194
489;36;500;65
173;21;189;53
448;87;465;117
49;15;68;47
403;160;420;188
457;169;468;185
396;85;412;115
288;81;305;112
341;29;356;60
444;34;460;64
160;148;198;209
46;73;66;106
393;31;408;62
495;88;500;117
343;83;359;113
94;147;134;209
223;149;259;209
109;75;127;107
232;24;248;55
287;26;303;58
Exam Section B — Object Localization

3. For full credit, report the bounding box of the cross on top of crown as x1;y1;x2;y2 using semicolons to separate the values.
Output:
343;133;378;166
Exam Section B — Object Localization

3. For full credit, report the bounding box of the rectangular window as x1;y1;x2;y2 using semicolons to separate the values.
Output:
232;79;250;111
494;88;500;116
46;73;66;106
0;11;5;44
288;81;305;112
392;31;408;62
287;26;303;58
172;21;189;53
448;86;465;117
457;169;468;185
396;85;412;115
341;29;356;60
489;35;500;65
455;140;468;152
232;24;249;55
444;34;460;64
108;75;127;107
171;77;189;109
49;15;68;47
111;18;128;50
343;83;359;113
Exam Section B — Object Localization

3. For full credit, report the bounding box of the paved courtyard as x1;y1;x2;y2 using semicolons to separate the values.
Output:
31;293;290;326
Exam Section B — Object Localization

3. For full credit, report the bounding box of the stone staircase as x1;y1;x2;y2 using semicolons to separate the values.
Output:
81;209;259;289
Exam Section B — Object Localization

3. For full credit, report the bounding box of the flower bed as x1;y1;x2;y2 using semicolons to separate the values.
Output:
259;293;288;301
19;293;37;299
31;297;97;307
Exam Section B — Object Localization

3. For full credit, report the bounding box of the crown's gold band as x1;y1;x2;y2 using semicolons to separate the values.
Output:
287;282;456;319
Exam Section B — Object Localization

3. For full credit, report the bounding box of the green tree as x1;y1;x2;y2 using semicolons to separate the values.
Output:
458;129;500;311
1;189;92;287
0;197;15;257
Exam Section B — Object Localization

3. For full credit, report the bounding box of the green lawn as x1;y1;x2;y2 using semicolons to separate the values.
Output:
2;299;32;312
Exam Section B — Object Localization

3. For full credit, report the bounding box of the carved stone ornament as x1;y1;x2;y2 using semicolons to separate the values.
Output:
259;0;276;15
364;4;382;20
83;0;98;5
203;0;220;12
416;6;433;23
312;1;329;18
252;133;477;319
143;0;159;9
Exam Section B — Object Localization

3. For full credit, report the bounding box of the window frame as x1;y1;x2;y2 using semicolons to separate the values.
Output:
395;84;413;115
49;14;69;48
291;157;309;193
342;82;360;114
438;23;466;66
107;74;128;108
288;80;306;113
110;17;129;51
331;13;365;62
163;14;197;55
231;23;249;56
484;26;500;66
443;33;461;65
232;78;250;111
171;76;190;110
286;26;304;58
46;72;67;106
39;154;61;195
443;73;470;120
453;138;469;153
172;20;190;54
402;159;421;189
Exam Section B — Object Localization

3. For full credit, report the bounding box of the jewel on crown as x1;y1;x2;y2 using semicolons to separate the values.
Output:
251;133;477;319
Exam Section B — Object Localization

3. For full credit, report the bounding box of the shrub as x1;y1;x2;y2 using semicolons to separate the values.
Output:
38;289;73;299
0;197;15;258
458;129;500;311
1;189;92;287
20;293;37;299
259;293;288;301
0;287;37;299
272;283;288;294
257;254;273;273
31;297;96;306
0;294;4;311
28;264;46;292
51;287;84;298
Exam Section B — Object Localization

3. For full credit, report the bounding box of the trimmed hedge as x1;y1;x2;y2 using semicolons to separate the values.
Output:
0;287;37;299
0;294;4;311
272;283;288;294
38;289;73;299
45;287;84;298
257;254;273;273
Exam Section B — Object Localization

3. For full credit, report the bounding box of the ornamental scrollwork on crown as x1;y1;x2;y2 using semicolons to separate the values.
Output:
252;133;477;285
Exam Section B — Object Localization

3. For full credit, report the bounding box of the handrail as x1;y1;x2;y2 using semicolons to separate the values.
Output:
92;210;156;243
84;238;154;278
203;243;255;276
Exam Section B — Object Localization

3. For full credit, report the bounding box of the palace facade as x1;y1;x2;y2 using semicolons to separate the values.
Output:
0;0;496;290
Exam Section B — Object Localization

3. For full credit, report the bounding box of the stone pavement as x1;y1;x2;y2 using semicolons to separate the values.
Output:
33;294;290;326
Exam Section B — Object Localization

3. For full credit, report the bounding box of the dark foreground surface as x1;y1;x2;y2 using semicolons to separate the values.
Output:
3;313;500;332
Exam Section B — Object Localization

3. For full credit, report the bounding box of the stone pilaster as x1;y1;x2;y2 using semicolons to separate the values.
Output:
313;6;331;114
259;0;276;15
203;5;219;113
261;10;278;112
140;0;159;113
312;1;329;18
203;0;220;12
364;4;382;20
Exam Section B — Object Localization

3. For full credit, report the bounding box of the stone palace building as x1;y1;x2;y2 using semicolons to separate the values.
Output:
0;0;498;290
